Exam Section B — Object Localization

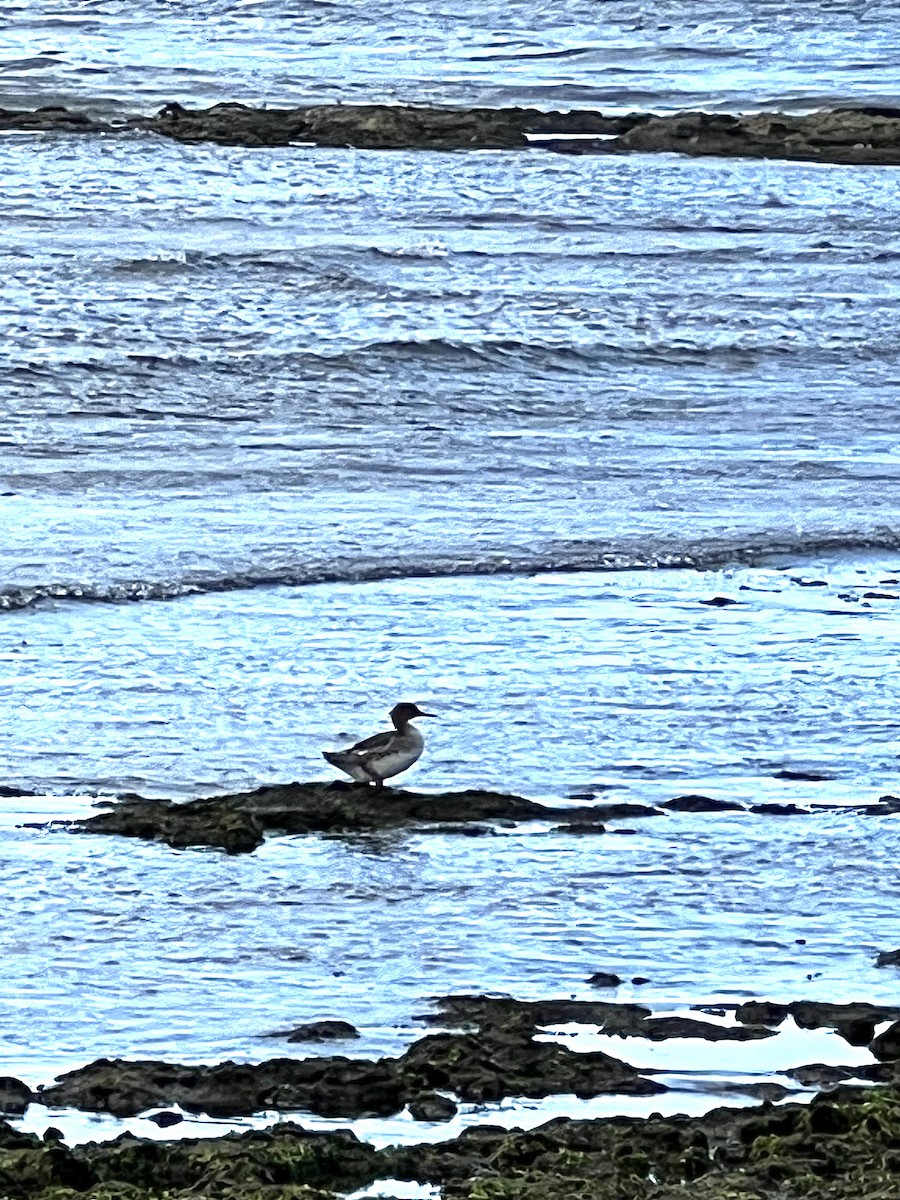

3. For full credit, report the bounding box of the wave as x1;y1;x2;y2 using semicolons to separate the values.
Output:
3;532;899;612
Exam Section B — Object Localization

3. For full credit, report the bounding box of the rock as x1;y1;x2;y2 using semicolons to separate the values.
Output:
0;1076;32;1114
590;802;664;820
420;995;653;1038
586;972;622;988
555;822;607;835
734;1001;790;1027
278;1021;361;1043
789;1000;900;1033
146;1110;184;1127
748;803;810;815
698;596;739;606
631;976;651;985
5;101;900;167
870;1020;900;1061
34;1003;666;1120
408;1091;458;1121
661;795;745;812
809;1100;852;1134
0;784;36;797
773;768;834;781
785;1062;856;1087
37;1055;407;1119
637;1017;776;1042
876;948;900;967
71;782;616;853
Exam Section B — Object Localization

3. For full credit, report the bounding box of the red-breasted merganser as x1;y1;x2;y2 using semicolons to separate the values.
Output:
322;703;436;787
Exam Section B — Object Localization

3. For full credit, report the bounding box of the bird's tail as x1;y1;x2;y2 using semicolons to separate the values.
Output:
322;750;346;767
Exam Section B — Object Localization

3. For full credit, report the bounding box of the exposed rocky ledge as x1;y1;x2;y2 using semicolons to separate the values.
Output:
9;995;900;1124
7;100;900;163
35;1000;666;1119
61;783;629;853
39;781;900;854
6;1068;900;1199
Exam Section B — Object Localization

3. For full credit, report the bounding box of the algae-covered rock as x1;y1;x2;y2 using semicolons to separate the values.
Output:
68;782;625;853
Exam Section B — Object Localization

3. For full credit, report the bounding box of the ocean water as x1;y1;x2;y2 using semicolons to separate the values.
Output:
2;0;900;1141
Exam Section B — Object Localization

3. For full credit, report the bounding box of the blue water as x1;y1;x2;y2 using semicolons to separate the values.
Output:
1;0;900;1138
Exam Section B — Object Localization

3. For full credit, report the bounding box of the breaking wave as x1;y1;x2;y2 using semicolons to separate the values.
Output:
3;531;899;611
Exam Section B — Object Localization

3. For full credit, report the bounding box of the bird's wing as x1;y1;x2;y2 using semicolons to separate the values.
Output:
344;730;393;757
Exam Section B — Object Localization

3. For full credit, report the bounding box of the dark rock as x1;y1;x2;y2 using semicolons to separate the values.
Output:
734;1001;790;1027
586;972;622;988
809;1101;852;1134
837;1018;878;1047
871;1020;900;1061
37;1055;408;1119
0;784;36;797
610;107;900;166
0;1076;32;1114
556;822;606;835
773;768;834;781
876;948;900;967
407;1091;458;1121
398;1031;663;1103
71;782;615;853
790;1000;900;1032
7;101;900;168
590;802;664;820
268;1020;361;1043
631;977;651;986
785;1062;856;1087
420;995;653;1038
862;591;898;599
661;795;745;812
146;1110;184;1127
748;803;810;815
35;1001;665;1120
637;1017;776;1042
698;596;739;606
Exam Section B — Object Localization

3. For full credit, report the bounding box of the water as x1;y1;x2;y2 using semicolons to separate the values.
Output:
5;0;900;114
2;0;900;1142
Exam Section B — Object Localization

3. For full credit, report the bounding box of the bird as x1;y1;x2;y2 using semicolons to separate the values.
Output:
322;702;436;787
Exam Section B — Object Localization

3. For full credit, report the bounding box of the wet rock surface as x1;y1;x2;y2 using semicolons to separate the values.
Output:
65;782;655;853
421;994;775;1042
35;1002;665;1118
9;100;900;164
266;1020;362;1044
59;778;900;853
10;1083;900;1199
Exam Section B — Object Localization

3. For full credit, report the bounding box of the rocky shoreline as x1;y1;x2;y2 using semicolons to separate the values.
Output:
7;100;900;163
4;993;900;1198
4;1084;900;1200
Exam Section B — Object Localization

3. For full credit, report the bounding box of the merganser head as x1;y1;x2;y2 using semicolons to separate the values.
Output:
390;702;436;727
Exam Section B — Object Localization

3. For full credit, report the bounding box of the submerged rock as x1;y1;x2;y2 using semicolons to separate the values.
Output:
68;782;635;853
269;1020;362;1043
661;795;745;812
